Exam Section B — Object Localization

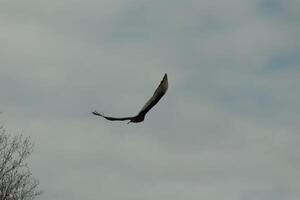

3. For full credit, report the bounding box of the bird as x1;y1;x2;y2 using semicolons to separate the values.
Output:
92;73;168;123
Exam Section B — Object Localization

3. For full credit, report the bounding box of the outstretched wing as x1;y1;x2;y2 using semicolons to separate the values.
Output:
92;111;133;121
92;73;168;123
137;73;168;117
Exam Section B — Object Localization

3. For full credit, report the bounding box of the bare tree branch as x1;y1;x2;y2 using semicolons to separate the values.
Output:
0;127;41;200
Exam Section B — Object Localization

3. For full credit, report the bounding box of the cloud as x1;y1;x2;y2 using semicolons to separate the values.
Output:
0;0;299;200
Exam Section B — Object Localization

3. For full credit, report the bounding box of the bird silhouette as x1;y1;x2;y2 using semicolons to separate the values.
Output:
92;73;168;123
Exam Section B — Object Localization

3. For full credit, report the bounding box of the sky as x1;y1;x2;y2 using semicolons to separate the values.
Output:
0;0;300;199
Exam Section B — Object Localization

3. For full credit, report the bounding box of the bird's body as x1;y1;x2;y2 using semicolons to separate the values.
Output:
92;73;168;123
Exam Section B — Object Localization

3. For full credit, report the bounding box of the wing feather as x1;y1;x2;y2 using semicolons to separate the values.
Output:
92;111;132;121
137;73;168;116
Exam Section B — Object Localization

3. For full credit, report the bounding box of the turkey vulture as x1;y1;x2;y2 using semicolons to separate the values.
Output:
92;73;168;123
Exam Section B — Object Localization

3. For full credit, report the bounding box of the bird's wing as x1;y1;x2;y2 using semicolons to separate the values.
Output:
92;111;132;121
137;73;168;116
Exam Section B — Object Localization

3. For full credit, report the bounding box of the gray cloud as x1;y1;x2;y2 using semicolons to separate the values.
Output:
0;0;299;200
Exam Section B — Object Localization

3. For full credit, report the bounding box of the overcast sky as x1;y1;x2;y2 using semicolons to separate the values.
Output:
0;0;300;199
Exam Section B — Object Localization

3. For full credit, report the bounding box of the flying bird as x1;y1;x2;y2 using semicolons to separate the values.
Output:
92;73;168;123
